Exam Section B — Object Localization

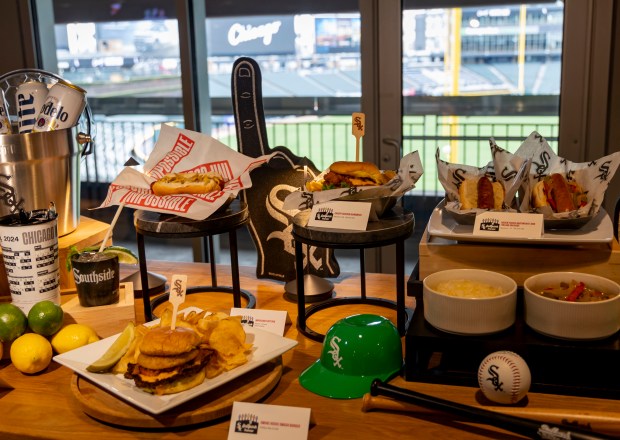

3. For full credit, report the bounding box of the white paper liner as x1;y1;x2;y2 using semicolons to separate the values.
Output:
282;151;423;218
437;141;528;222
513;131;620;220
97;124;277;220
436;131;620;228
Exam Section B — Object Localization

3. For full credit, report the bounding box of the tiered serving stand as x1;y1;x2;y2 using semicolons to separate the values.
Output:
292;205;415;342
134;199;256;321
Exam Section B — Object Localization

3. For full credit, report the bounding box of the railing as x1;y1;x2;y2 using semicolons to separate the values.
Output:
83;115;559;196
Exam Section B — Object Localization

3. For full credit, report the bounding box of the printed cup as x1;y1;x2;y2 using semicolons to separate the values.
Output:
71;251;119;307
0;210;60;314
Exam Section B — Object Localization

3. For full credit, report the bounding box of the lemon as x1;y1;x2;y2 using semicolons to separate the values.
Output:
86;322;135;373
28;301;64;336
10;333;53;374
0;303;28;343
51;324;100;354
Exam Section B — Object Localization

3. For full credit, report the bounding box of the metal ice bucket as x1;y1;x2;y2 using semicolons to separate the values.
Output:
0;69;93;236
0;127;91;236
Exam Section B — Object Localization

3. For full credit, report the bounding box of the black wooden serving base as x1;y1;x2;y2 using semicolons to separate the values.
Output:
404;283;620;400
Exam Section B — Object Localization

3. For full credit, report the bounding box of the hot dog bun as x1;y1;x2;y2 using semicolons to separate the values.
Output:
459;176;504;210
532;173;587;212
152;172;225;196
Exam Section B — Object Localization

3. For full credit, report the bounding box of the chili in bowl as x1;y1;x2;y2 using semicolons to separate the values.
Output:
523;272;620;340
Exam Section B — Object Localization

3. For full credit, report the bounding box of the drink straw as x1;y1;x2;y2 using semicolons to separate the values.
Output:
98;202;125;252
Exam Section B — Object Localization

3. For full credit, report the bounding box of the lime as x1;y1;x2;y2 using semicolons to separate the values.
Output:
86;322;135;373
27;300;64;336
101;246;139;264
10;333;53;374
66;245;138;271
0;303;28;343
51;323;100;354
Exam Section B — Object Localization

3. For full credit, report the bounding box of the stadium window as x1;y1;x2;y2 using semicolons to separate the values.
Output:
8;0;615;273
401;1;564;201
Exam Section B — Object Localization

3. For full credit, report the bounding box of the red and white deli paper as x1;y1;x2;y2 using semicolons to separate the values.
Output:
99;124;276;220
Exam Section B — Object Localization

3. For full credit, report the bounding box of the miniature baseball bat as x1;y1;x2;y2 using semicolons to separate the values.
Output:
369;380;617;440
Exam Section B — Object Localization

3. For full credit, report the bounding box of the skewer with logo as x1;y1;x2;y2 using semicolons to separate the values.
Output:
352;112;365;162
169;274;187;330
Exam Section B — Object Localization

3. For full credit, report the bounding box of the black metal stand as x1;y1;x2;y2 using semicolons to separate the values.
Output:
292;206;415;342
134;200;256;321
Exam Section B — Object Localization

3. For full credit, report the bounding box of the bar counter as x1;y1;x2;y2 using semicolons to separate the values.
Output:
1;261;619;439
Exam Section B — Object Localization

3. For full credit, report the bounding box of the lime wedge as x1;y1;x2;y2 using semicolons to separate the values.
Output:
101;246;139;264
86;322;135;373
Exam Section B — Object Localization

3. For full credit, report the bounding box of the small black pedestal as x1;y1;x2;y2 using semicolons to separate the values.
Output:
292;206;415;342
134;200;256;321
404;288;620;399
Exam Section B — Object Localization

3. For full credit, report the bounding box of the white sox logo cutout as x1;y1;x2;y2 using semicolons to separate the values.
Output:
328;336;343;369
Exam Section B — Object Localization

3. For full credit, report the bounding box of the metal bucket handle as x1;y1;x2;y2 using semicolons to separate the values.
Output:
0;68;94;157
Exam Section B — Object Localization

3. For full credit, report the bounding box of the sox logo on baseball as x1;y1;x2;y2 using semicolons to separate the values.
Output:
477;351;531;404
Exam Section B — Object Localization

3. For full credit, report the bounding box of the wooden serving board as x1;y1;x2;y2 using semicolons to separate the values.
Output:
70;357;283;428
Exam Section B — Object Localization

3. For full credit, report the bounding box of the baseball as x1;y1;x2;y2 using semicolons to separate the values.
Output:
477;351;531;404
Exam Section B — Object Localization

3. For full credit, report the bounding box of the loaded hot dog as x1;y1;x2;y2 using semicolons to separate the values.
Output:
532;173;587;213
459;176;504;210
152;172;225;196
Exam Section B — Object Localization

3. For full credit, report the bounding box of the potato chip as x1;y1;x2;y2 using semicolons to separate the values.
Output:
208;319;247;357
159;306;173;327
183;310;197;323
222;350;250;370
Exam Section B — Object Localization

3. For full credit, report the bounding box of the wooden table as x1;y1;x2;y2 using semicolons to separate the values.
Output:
1;261;619;439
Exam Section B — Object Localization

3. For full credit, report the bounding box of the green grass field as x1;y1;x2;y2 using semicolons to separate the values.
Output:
216;114;559;194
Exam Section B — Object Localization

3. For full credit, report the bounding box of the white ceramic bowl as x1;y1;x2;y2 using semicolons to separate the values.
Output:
423;269;517;335
523;272;620;340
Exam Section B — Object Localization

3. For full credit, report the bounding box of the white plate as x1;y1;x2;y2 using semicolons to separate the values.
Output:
53;307;298;415
427;202;613;244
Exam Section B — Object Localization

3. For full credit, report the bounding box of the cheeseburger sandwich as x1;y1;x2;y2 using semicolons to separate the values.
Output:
306;161;396;191
124;326;212;395
152;172;225;196
532;173;587;213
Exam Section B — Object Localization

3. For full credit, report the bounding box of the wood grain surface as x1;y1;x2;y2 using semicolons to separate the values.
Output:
1;261;619;440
